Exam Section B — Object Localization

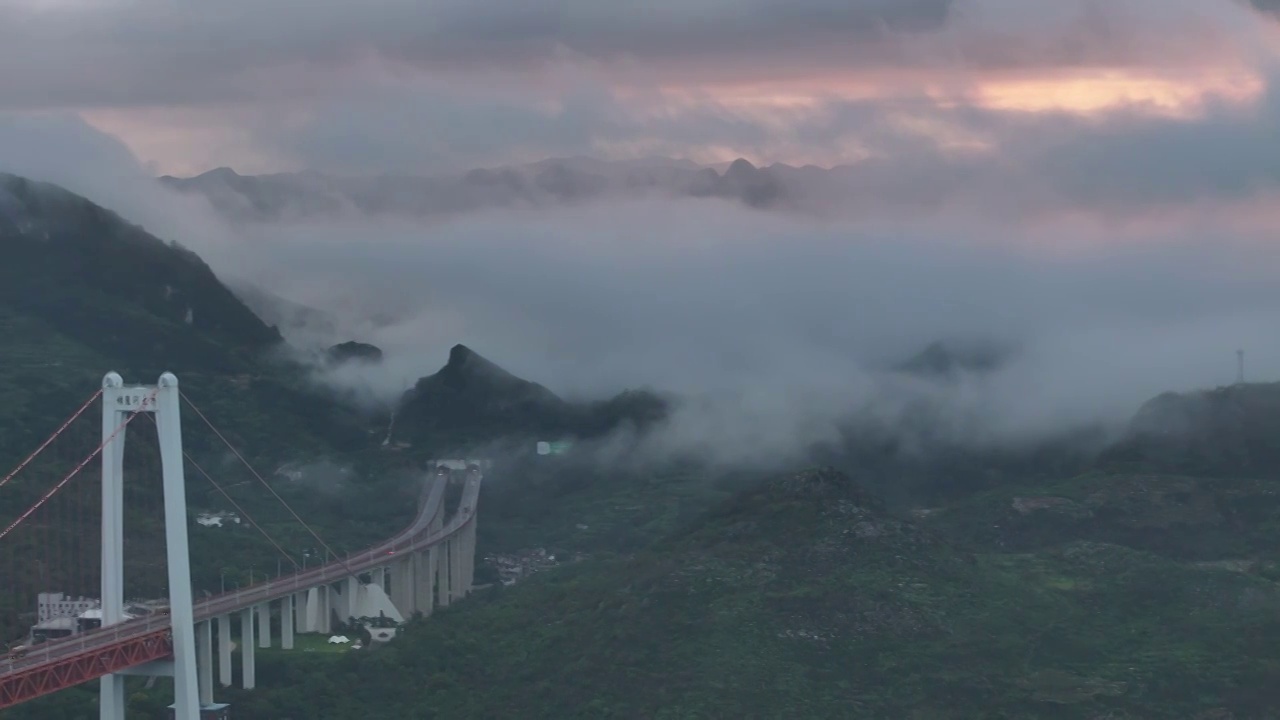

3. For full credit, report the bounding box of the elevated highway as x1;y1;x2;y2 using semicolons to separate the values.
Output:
0;467;481;709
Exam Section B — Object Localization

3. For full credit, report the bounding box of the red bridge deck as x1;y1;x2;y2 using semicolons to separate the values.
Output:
0;472;479;710
0;629;172;708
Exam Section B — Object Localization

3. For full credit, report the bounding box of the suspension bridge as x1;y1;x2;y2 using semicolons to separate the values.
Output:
0;372;480;719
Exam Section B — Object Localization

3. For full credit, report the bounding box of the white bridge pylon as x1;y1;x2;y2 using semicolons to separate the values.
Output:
99;372;200;720
92;373;479;719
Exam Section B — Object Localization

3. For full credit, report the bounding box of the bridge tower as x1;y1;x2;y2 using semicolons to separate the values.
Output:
100;373;200;720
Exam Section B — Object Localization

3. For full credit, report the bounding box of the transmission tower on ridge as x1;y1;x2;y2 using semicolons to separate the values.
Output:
1237;349;1245;385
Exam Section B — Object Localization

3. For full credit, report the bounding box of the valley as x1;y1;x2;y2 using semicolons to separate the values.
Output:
10;1;1280;717
2;175;1280;720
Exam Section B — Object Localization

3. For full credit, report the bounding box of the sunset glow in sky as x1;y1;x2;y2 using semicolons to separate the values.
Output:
2;0;1280;193
971;68;1265;115
10;1;1280;434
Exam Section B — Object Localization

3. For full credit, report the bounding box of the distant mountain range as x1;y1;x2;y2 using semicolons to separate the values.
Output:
158;156;875;222
10;171;1280;719
392;343;669;449
11;169;1280;484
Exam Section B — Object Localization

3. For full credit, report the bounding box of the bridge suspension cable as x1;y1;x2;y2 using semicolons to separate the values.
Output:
141;413;300;571
0;389;103;491
0;388;156;543
180;392;358;576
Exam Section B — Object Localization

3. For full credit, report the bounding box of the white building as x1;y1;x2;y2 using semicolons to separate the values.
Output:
30;604;142;642
29;616;78;643
30;592;165;642
37;592;99;622
196;511;242;528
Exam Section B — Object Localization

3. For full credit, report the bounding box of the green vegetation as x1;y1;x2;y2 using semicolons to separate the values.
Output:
0;176;423;644
394;343;668;449
226;468;1280;719
6;174;1280;718
264;632;356;655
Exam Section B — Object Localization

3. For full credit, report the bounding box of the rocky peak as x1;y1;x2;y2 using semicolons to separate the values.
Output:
436;344;521;385
326;341;383;365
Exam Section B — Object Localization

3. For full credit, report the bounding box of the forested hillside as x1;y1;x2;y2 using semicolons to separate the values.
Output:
5;175;1280;719
0;176;417;660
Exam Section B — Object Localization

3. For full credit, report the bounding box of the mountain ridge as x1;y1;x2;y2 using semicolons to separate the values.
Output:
227;463;1280;718
0;172;409;647
158;156;825;222
7;173;1280;718
0;172;282;374
392;343;669;448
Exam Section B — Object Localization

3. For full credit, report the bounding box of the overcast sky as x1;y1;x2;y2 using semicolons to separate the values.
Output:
2;0;1278;176
6;0;1280;464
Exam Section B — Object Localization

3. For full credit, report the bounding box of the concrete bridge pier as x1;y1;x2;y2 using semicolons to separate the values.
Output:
450;537;463;603
437;542;452;608
240;608;256;690
444;539;455;604
465;521;477;588
327;578;353;625
457;533;466;598
217;615;232;687
383;564;397;611
457;528;467;592
388;559;402;611
301;586;325;633
281;595;294;650
332;582;344;621
196;621;214;706
414;549;434;617
319;585;332;633
256;604;271;649
330;584;344;624
393;556;414;612
294;591;308;634
346;576;361;621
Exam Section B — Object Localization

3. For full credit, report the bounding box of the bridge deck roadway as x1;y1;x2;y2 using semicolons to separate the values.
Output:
0;471;480;705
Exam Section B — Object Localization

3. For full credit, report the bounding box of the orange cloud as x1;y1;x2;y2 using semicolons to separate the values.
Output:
653;61;1266;120
972;68;1265;117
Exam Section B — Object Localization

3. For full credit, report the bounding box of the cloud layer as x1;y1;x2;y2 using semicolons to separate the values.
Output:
4;116;1280;467
6;2;1280;467
0;0;956;108
5;0;1278;174
208;191;1280;466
